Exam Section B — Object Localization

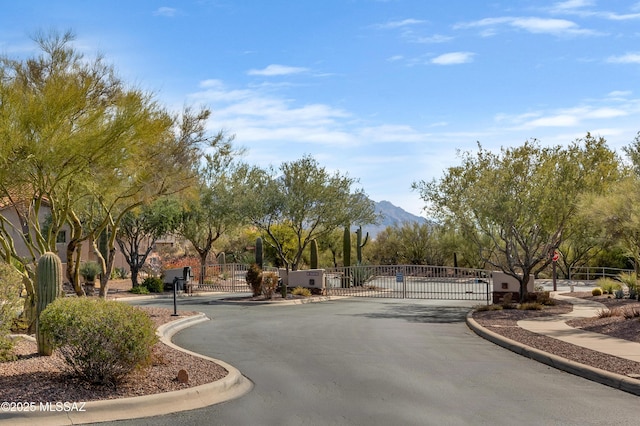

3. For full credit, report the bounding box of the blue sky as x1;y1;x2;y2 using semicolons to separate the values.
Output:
2;1;640;216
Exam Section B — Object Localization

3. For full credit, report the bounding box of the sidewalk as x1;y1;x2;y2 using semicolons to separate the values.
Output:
518;293;640;363
466;293;640;395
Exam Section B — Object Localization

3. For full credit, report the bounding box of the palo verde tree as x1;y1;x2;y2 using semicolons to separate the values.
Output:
244;155;377;272
0;31;221;308
0;30;167;320
413;135;620;301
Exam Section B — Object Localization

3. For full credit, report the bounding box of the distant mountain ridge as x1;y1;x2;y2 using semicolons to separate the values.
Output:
362;200;428;238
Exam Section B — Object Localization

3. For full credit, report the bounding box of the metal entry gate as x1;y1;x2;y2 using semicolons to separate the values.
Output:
323;265;491;301
197;263;491;302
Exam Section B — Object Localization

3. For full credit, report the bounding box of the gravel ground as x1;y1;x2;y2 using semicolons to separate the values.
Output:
0;304;228;403
471;292;640;378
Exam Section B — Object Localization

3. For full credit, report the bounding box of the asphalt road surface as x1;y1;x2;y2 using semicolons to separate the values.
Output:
106;295;640;426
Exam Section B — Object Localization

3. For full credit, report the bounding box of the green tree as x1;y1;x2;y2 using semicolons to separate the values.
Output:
579;176;640;273
244;155;377;272
178;155;251;285
413;135;620;301
116;197;182;287
0;32;220;309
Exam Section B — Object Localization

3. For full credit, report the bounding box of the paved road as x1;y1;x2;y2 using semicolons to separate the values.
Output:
107;295;639;426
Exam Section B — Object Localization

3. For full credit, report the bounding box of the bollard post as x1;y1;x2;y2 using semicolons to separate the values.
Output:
172;277;179;316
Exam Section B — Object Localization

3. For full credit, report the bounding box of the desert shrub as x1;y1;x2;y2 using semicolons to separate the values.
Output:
597;308;622;318
591;287;603;296
291;286;312;297
110;267;128;280
596;278;621;295
630;288;638;300
39;298;158;386
262;271;279;299
615;288;625;299
518;302;543;310
245;263;262;297
0;262;22;362
617;272;638;293
500;292;517;309
474;304;503;312
130;285;150;295
142;277;164;293
622;308;640;319
525;291;555;305
79;261;101;283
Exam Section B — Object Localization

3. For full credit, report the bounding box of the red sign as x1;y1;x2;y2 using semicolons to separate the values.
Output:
552;251;559;262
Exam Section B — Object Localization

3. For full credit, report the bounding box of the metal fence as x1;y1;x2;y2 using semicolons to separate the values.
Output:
323;265;491;301
187;263;491;301
569;266;634;281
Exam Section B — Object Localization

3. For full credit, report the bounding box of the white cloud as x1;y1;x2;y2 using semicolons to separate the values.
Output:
552;0;594;12
153;7;177;17
247;64;309;76
455;16;597;36
607;53;640;64
410;34;453;44
375;19;426;29
431;52;475;65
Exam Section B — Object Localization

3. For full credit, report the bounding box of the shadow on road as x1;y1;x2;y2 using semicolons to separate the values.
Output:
349;304;472;324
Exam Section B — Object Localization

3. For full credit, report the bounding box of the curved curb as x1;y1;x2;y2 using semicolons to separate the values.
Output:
466;312;640;396
1;314;253;425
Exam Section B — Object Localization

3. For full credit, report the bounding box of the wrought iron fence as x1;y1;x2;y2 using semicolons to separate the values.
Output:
323;265;491;301
175;263;491;301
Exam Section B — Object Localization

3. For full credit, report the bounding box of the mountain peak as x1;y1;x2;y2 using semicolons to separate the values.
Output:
362;200;427;238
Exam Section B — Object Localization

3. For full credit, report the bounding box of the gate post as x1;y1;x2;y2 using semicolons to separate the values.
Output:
402;265;406;299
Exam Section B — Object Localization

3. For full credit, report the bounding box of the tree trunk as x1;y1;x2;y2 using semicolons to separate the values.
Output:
199;252;207;285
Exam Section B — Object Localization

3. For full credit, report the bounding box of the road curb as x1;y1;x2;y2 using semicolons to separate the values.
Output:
466;312;640;396
1;313;253;425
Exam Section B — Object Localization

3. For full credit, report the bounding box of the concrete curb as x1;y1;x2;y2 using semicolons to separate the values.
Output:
466;312;640;396
1;314;253;425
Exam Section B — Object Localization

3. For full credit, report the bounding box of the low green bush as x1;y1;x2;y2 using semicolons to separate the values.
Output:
596;278;622;295
0;262;23;362
130;285;150;295
110;267;128;280
39;298;158;386
591;287;603;296
291;286;312;297
617;272;638;293
80;261;101;282
142;277;164;293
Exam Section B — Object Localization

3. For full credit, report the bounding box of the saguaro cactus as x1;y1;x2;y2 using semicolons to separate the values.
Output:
342;226;352;288
356;226;369;264
255;237;263;269
36;252;63;356
310;239;318;269
343;226;351;268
